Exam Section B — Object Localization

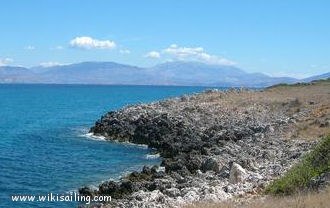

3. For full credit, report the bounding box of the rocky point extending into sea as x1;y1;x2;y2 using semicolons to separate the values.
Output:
79;80;330;208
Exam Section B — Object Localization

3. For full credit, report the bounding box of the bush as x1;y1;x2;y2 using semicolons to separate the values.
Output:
266;135;330;195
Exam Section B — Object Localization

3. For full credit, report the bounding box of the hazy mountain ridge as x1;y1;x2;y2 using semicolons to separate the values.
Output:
0;61;328;87
302;72;330;82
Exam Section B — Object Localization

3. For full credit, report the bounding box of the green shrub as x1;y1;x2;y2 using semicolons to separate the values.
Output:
266;135;330;195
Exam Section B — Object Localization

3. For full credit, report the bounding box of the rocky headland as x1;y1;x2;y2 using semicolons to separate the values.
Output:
80;80;330;207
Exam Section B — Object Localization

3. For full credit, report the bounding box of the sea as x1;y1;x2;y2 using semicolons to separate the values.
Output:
0;84;219;208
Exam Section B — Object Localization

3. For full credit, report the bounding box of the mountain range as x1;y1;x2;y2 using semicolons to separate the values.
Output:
0;61;329;87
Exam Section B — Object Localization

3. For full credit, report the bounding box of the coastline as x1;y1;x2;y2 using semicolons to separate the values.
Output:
80;80;330;207
82;132;150;149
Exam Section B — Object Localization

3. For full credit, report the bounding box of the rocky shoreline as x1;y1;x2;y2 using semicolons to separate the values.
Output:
80;81;329;207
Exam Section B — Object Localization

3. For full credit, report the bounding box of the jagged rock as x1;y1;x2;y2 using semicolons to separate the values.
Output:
218;164;230;178
183;190;200;202
163;188;181;197
142;166;152;175
131;190;166;203
201;157;221;173
309;172;330;190
78;186;95;196
229;163;247;184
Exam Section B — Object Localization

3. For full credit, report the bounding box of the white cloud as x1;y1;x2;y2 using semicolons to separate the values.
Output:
119;49;131;54
24;45;35;50
0;58;13;66
69;36;116;49
55;45;64;50
50;45;64;50
145;51;161;59
162;44;235;65
39;61;64;67
266;71;312;79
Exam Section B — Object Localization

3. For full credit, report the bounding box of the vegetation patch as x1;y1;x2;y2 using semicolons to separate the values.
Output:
266;134;330;195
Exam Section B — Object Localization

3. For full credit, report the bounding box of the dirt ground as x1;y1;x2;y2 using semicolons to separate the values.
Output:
203;80;330;140
186;186;330;208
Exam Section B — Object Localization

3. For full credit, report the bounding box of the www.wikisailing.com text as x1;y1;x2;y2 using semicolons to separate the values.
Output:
11;192;111;205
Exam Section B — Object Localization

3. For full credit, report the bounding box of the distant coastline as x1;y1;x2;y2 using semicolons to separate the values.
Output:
1;61;329;87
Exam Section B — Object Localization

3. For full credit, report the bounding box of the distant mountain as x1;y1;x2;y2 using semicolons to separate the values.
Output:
148;61;297;87
35;62;148;84
0;66;36;83
0;61;328;87
148;62;247;86
302;72;330;82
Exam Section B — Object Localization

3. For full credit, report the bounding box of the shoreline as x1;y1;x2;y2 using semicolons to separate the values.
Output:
80;80;329;207
82;132;150;149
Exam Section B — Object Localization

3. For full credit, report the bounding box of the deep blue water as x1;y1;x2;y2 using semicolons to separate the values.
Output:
0;84;216;208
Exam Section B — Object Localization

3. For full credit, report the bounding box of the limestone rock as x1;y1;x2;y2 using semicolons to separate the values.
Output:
229;163;247;184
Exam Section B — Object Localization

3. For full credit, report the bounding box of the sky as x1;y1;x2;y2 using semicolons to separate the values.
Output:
0;0;329;78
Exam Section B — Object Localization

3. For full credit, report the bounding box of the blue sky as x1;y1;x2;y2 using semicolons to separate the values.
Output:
0;0;329;78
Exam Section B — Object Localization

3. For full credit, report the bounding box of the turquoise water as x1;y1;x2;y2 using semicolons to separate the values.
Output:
0;84;215;208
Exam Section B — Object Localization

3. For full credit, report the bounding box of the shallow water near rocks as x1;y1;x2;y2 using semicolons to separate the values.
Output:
0;84;220;208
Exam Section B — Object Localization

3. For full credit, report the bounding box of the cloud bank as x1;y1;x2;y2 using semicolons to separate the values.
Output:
70;36;116;49
146;44;235;66
24;46;35;50
119;49;131;54
39;61;64;67
0;58;13;66
145;51;161;59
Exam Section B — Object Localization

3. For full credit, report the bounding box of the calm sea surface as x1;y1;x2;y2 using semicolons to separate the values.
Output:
0;84;218;208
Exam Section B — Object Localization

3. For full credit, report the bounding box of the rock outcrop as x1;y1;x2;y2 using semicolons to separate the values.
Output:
229;163;247;184
80;82;330;207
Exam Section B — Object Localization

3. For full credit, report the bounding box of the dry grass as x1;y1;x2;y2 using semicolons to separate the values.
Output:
263;80;330;140
219;80;330;140
186;187;330;208
211;80;329;140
